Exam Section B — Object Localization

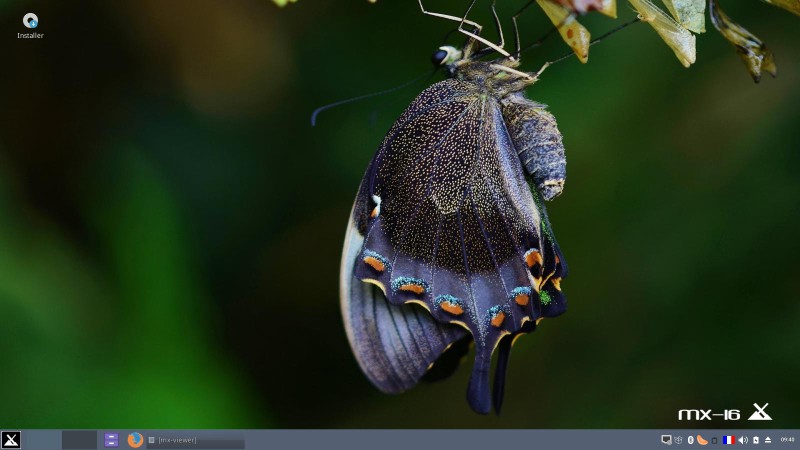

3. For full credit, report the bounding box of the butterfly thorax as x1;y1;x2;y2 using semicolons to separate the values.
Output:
445;58;537;99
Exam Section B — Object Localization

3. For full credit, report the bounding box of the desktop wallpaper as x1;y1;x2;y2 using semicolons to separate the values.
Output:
1;0;798;429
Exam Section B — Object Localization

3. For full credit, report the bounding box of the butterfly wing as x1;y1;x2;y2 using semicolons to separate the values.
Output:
341;198;469;394
342;78;568;414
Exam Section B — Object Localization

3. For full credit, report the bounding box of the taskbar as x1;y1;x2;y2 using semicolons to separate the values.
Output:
0;429;797;450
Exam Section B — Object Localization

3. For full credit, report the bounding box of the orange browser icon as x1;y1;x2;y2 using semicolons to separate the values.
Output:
128;432;144;448
697;434;709;446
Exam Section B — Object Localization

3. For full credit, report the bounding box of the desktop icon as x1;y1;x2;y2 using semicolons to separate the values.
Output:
765;437;772;444
127;433;144;449
723;435;737;445
104;433;119;448
662;435;673;445
748;403;772;420
712;437;718;445
697;435;708;446
0;431;21;449
675;436;684;444
22;13;38;29
754;436;760;444
688;435;695;445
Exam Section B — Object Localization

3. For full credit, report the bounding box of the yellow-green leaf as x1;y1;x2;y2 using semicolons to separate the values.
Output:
545;0;617;15
545;0;604;13
272;0;297;6
662;0;706;33
759;0;800;16
537;0;592;63
628;0;696;67
599;0;618;18
709;0;777;82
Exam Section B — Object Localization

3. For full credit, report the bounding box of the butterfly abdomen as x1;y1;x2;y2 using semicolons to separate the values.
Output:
501;93;566;201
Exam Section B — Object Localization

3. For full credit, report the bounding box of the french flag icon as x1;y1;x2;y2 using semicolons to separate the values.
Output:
723;435;737;445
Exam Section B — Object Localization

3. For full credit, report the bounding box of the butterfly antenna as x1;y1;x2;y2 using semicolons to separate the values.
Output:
310;70;435;126
534;16;642;79
512;0;549;58
419;0;512;59
591;15;643;47
516;25;560;59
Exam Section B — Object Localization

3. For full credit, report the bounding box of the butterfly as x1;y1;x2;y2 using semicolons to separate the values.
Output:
339;25;569;415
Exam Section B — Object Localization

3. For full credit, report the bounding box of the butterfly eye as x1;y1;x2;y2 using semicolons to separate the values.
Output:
431;49;449;66
431;46;461;66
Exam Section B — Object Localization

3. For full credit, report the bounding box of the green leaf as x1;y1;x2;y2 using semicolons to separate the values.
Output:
709;0;777;82
662;0;706;33
272;0;297;6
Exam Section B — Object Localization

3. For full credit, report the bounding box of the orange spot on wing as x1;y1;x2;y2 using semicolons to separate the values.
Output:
514;293;530;306
491;312;506;328
567;28;574;39
441;302;464;315
399;284;425;295
552;277;562;291
370;207;379;218
525;250;543;269
363;256;385;272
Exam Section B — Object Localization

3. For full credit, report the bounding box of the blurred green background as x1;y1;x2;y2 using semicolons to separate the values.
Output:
0;0;798;429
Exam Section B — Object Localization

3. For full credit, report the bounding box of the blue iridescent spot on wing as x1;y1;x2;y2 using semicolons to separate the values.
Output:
510;286;532;302
434;294;465;316
488;305;509;328
390;276;430;295
362;249;390;273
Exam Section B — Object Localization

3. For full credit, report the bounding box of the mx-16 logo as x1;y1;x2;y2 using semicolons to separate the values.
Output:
678;403;772;421
679;409;740;421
